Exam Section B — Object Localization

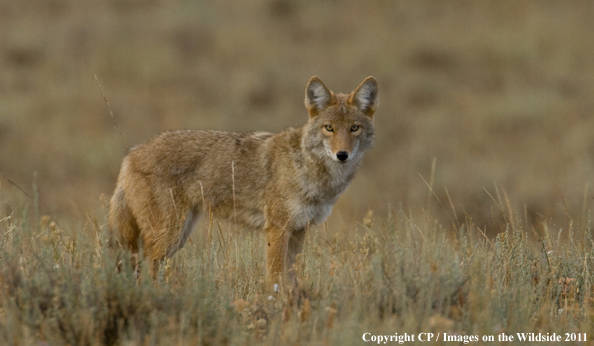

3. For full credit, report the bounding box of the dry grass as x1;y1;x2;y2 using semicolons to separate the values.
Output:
0;202;592;345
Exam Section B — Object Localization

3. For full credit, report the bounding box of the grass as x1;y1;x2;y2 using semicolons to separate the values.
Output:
0;200;592;345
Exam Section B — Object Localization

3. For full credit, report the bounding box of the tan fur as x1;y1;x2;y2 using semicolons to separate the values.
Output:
109;76;379;284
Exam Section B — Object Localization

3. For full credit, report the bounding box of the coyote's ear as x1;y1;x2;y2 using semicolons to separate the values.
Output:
350;76;378;118
305;76;334;117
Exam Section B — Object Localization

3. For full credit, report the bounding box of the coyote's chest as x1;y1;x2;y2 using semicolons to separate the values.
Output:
289;199;335;230
288;167;353;229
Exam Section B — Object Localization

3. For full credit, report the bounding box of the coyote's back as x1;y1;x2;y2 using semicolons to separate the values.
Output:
109;76;379;284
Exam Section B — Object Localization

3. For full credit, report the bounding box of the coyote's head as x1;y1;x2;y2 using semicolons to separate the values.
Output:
303;76;378;164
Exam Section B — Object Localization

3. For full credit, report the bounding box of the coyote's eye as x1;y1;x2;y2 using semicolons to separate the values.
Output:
324;125;333;132
351;125;360;132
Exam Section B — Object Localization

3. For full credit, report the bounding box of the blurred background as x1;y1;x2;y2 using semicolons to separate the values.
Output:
2;0;594;233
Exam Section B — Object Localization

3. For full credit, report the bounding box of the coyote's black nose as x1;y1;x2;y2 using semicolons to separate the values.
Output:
336;151;349;162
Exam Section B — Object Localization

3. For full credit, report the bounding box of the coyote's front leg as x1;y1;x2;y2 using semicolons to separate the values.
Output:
265;223;287;287
264;223;307;288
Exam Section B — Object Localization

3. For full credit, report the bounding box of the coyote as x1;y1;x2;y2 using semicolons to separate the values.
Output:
109;76;378;284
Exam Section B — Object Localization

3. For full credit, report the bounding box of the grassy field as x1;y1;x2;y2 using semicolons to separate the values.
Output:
0;203;592;345
2;0;594;344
